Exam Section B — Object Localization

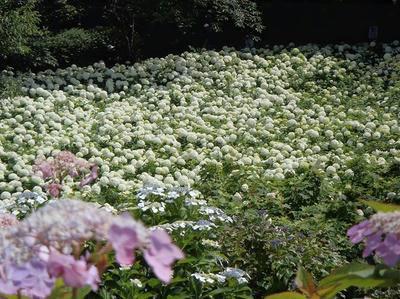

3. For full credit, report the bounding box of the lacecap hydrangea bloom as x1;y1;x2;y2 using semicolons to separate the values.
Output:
0;199;184;298
347;211;400;266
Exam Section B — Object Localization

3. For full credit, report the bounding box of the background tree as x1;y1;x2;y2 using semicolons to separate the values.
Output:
0;0;41;61
0;0;264;70
105;0;264;60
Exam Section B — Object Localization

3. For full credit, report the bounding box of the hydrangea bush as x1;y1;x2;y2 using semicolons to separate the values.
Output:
0;199;184;298
2;41;400;297
97;185;252;298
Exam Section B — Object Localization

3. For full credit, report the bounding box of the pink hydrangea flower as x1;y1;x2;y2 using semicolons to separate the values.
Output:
44;183;62;198
47;250;100;291
0;199;184;297
79;166;99;188
108;213;146;265
144;229;185;283
34;151;99;198
34;161;53;180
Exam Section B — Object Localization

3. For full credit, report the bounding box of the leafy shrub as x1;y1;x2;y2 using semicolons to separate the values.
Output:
218;213;345;296
0;0;40;61
0;71;25;100
45;27;111;67
88;185;253;298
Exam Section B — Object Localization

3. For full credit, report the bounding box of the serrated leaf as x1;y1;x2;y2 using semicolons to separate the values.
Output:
265;291;308;299
295;265;316;297
359;199;400;212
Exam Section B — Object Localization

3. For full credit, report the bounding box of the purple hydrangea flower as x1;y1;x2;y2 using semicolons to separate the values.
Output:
375;234;400;266
347;220;375;244
348;212;400;266
0;260;55;298
44;183;63;198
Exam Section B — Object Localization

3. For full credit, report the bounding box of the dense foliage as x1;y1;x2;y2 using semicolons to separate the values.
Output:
0;0;264;70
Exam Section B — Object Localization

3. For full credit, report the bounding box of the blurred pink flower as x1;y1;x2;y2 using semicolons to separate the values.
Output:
108;213;144;265
144;229;185;283
47;250;100;291
0;213;18;230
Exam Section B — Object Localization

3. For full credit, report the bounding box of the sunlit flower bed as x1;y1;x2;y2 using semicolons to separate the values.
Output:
1;42;400;206
1;41;400;297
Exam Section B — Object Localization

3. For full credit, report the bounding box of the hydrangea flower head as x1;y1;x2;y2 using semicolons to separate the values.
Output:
0;199;184;296
33;151;98;197
347;211;400;266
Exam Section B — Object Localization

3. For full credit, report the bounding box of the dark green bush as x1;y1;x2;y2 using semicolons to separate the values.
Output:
45;27;111;67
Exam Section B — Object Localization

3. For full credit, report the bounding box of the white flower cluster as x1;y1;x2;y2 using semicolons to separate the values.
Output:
191;267;251;285
153;219;217;233
132;184;207;214
1;42;400;203
191;272;227;284
199;206;233;223
218;267;251;284
9;191;48;216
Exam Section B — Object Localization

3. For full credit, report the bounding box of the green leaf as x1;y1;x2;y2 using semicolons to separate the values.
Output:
177;257;197;264
147;278;162;288
206;287;233;296
189;276;203;299
359;199;400;212
137;293;156;299
264;291;308;299
76;286;91;299
167;294;191;299
295;265;316;297
170;277;187;284
316;263;400;299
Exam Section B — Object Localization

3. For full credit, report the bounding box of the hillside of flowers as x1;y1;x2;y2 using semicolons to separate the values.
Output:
1;41;400;298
